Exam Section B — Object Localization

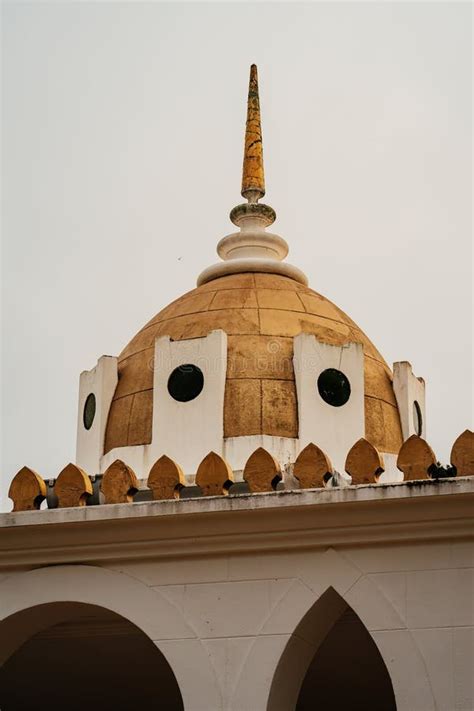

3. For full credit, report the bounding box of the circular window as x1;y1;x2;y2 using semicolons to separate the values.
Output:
167;364;204;402
317;368;351;407
83;393;96;430
413;400;423;436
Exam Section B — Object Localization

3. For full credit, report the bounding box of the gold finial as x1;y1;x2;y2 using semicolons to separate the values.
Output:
241;64;265;202
196;64;309;287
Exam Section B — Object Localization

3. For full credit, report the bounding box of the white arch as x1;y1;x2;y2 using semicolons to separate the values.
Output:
0;565;222;711
231;550;435;711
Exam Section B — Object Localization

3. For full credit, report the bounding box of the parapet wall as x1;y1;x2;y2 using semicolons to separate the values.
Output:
8;430;473;511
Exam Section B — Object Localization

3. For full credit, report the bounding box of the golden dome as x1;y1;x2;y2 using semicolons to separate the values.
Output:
104;67;403;457
104;272;403;455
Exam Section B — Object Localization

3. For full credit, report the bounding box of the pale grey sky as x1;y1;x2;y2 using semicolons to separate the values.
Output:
1;1;472;509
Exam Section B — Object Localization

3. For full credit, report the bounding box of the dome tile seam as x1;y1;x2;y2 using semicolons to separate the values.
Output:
256;299;262;331
163;290;302;307
364;394;400;409
125;393;136;447
225;376;295;383
136;290;355;328
147;307;355;330
199;283;261;292
295;292;309;314
361;352;391;372
111;387;153;403
145;306;259;323
117;336;392;371
109;385;398;404
117;337;391;376
207;291;219;310
119;346;155;364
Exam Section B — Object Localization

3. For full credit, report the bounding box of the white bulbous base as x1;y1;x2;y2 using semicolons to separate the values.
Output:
197;258;308;286
217;231;289;261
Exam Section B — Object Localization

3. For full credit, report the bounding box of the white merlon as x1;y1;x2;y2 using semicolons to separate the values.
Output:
393;361;426;440
377;453;403;484
152;329;228;475
76;355;118;475
294;335;365;474
101;444;155;482
224;434;299;484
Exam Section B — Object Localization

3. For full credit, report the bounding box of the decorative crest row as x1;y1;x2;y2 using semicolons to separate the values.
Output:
8;430;473;512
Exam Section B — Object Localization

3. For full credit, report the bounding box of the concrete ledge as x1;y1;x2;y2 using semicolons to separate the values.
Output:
0;478;473;570
2;477;472;528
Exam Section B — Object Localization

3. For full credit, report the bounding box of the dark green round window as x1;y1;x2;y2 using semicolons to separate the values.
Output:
167;364;204;402
317;368;351;407
83;393;96;430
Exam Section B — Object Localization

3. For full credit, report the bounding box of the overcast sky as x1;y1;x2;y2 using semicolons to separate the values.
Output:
1;2;472;510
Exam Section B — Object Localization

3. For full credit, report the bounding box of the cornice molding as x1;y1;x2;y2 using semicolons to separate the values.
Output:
1;479;473;570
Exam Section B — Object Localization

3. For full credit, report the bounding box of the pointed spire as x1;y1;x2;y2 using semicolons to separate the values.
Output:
241;64;265;202
196;65;308;287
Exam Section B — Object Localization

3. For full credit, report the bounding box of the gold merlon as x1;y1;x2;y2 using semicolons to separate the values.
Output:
8;432;474;511
241;64;265;202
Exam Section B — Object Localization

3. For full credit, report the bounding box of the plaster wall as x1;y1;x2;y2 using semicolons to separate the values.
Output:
0;525;472;711
107;541;472;711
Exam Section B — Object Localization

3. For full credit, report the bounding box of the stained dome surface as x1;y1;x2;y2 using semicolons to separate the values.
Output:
104;272;402;455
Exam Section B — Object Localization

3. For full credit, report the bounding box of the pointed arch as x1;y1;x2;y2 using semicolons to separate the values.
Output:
231;560;434;711
268;587;395;710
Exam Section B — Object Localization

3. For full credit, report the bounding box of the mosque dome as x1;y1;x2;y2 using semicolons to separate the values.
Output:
104;272;403;455
79;63;409;481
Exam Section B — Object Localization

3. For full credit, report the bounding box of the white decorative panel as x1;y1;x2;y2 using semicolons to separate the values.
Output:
293;334;364;473
76;355;118;475
393;361;426;440
152;330;227;475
